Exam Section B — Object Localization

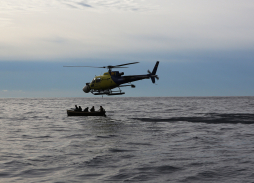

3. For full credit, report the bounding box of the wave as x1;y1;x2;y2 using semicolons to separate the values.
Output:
107;165;181;181
131;113;254;124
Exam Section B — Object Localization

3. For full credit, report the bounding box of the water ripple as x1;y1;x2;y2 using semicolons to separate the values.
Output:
0;97;254;182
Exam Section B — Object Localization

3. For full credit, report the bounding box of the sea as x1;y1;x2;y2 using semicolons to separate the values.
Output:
0;97;254;183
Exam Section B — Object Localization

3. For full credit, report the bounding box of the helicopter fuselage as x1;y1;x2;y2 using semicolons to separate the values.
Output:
82;61;159;95
83;72;149;91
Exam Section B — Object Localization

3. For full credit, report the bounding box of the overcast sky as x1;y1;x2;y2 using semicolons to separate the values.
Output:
1;0;254;97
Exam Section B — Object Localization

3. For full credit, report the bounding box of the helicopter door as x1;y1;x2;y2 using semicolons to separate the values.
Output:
95;78;101;88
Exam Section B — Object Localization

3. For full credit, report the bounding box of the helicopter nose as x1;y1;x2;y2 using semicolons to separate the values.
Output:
83;85;91;93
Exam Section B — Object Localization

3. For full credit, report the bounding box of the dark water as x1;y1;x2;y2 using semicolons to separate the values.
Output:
0;97;254;182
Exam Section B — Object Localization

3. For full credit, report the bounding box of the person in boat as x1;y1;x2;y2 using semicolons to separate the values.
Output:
79;106;82;111
90;106;95;112
75;105;79;111
99;106;104;112
83;107;89;112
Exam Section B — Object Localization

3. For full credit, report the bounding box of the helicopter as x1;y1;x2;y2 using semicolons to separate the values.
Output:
64;61;159;96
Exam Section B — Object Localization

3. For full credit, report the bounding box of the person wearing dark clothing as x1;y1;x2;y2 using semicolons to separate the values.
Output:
90;106;95;112
75;105;79;111
83;107;89;112
78;106;82;111
99;106;104;112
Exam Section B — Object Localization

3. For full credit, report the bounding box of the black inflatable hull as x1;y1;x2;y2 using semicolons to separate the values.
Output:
67;110;106;117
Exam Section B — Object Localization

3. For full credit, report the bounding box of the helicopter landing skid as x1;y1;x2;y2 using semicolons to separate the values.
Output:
92;89;125;96
107;92;125;96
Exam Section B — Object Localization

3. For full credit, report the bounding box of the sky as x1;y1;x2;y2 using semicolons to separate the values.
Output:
0;0;254;97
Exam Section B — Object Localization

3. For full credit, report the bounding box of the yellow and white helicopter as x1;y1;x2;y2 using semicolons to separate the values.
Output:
64;61;159;95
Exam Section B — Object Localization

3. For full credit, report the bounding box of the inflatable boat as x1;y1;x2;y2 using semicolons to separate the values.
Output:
67;109;106;117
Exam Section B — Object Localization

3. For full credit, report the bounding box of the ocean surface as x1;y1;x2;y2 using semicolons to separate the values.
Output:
0;97;254;182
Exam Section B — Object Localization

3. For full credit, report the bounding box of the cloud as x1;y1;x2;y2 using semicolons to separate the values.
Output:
60;0;156;11
84;0;152;11
0;17;12;27
0;0;154;12
42;36;69;44
0;0;253;61
77;2;92;8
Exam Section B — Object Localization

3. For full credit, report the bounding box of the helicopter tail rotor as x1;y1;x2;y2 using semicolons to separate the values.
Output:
148;69;158;83
150;75;159;83
148;61;159;83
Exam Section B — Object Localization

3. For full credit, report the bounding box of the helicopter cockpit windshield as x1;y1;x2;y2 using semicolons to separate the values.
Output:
91;78;101;83
96;78;101;83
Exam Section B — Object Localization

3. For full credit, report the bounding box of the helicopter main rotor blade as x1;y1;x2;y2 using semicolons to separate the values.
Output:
63;66;106;68
63;61;139;70
111;67;128;68
115;62;139;67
